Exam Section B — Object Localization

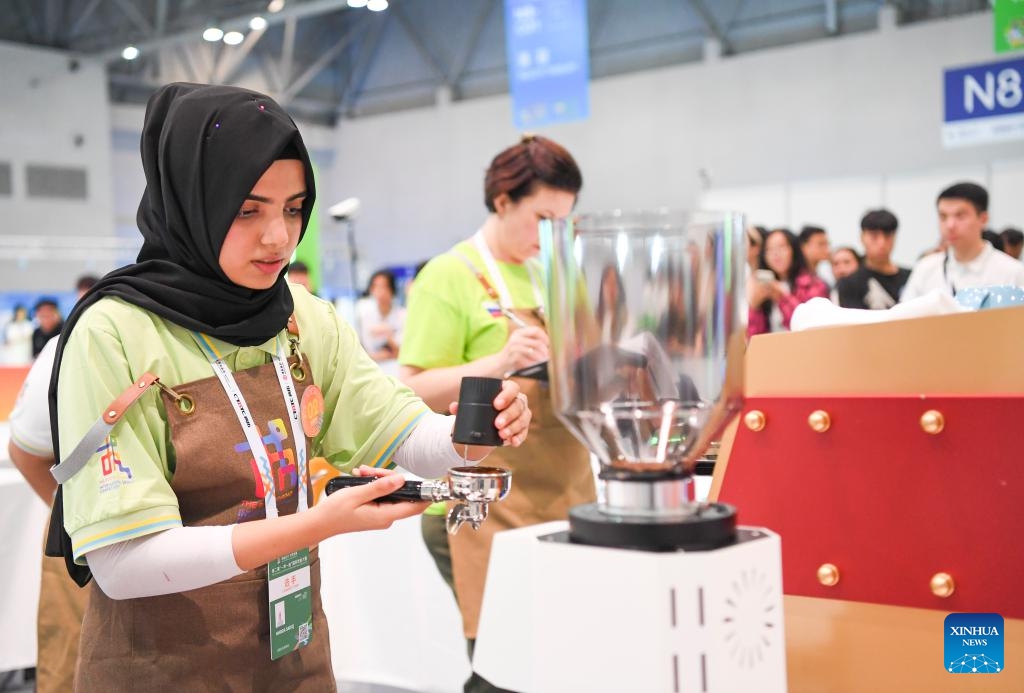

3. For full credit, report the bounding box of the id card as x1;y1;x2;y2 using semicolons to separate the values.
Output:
268;548;313;660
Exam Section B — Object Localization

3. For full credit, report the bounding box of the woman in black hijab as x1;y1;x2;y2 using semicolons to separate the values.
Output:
47;83;532;691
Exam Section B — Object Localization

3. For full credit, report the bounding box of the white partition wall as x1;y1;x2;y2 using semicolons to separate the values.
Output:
701;184;789;230
990;159;1024;234
0;42;115;291
788;177;885;253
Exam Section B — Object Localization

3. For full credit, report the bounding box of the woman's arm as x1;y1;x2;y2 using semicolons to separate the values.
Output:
400;325;546;412
87;475;426;599
8;443;55;504
780;274;829;328
399;356;504;412
232;474;424;569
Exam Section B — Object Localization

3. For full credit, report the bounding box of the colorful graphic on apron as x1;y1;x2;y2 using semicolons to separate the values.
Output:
233;417;298;521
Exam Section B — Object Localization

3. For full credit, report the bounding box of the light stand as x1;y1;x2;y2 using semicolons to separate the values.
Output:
328;197;362;319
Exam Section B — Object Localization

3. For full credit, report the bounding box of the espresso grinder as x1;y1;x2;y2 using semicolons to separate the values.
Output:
473;211;787;693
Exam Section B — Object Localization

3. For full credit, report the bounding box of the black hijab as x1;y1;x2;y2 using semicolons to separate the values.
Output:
46;85;317;578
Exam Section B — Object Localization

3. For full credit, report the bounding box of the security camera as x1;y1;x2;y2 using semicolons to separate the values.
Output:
329;197;361;221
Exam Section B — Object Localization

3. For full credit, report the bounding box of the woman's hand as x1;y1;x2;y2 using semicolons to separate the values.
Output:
769;281;789;301
500;326;549;375
312;467;428;534
747;280;772;307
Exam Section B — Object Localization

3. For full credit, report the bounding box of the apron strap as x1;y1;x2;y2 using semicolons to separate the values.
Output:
450;249;502;303
49;313;301;486
50;372;161;484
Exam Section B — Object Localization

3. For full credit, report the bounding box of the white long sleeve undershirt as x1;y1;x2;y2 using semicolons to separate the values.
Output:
87;412;476;599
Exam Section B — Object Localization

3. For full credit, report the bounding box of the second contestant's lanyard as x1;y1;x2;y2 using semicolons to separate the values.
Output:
473;231;545;314
191;331;313;660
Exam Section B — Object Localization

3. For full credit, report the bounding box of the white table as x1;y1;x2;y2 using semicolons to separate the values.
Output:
320;516;470;692
0;467;49;673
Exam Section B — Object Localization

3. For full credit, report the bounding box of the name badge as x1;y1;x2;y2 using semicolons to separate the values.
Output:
268;549;313;659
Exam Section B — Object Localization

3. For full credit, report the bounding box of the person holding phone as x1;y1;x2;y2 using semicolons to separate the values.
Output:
399;135;596;693
748;228;829;336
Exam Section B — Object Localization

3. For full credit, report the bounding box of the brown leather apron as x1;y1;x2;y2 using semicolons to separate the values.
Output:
36;547;87;692
448;306;596;639
74;352;334;692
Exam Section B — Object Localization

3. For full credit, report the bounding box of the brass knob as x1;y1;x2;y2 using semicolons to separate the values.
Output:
808;410;831;433
930;572;955;598
920;410;944;435
817;563;840;587
743;410;766;432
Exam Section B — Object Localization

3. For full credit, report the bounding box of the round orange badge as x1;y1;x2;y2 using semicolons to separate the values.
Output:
300;385;325;438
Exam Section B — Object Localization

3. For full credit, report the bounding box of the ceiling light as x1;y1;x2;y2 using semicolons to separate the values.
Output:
203;26;224;42
347;0;368;7
367;0;388;10
249;16;268;31
267;0;285;13
121;45;139;60
223;31;244;45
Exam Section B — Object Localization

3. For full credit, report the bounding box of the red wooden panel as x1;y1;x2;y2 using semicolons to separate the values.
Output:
718;395;1024;617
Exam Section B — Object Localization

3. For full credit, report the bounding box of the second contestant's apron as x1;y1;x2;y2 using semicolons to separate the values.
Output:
75;340;334;692
448;242;596;639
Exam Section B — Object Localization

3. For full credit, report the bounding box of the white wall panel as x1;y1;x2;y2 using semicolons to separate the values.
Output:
789;177;885;252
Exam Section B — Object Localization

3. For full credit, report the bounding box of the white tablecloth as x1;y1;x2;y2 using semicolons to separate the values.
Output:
320;516;470;692
0;467;49;672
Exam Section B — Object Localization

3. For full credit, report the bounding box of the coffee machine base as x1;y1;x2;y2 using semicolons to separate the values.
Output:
569;502;737;551
474;521;787;693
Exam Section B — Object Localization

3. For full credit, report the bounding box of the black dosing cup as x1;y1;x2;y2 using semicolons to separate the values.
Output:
452;376;504;447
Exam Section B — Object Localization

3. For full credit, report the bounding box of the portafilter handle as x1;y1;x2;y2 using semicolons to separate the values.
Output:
324;476;449;502
323;466;512;535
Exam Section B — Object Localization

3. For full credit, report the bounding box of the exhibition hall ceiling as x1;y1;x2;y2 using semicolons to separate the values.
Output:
0;0;990;124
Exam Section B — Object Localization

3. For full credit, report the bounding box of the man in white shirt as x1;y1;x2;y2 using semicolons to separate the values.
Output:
901;182;1024;301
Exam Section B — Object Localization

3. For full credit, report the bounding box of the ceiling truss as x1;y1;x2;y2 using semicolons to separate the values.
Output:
0;0;991;125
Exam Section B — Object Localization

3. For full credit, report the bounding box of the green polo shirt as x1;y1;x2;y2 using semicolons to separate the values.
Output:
58;286;429;562
400;239;542;371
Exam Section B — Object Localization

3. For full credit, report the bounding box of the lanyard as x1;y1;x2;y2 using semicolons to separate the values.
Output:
270;336;309;513
472;231;545;312
191;332;309;518
942;252;957;297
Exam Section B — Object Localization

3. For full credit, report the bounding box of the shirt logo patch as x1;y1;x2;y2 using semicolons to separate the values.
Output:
97;436;133;494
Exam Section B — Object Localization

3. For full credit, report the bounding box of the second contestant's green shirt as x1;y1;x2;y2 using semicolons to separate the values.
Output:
399;238;542;371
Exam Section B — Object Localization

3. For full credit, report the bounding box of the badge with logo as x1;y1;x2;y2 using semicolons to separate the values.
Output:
945;613;1004;673
300;385;324;438
268;548;313;660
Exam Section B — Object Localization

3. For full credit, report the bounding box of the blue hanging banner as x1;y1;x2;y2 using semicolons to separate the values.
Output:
504;0;590;130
